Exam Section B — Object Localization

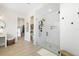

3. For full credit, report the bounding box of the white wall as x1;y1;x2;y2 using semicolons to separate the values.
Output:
60;3;79;56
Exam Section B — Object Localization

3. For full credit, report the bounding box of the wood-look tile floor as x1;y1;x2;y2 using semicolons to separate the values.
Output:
0;38;40;56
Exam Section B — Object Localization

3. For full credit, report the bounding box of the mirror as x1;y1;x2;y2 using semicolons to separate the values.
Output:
0;20;6;29
0;20;6;33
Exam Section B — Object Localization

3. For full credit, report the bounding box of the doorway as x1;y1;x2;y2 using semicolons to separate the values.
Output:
30;16;34;43
17;17;25;40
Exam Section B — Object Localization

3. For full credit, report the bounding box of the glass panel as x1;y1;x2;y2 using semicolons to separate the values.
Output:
36;9;60;55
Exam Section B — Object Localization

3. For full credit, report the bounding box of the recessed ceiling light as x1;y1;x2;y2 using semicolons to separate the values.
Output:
48;8;52;12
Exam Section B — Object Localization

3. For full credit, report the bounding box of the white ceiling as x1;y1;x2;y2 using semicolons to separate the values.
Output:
36;3;60;16
0;3;60;16
0;3;44;15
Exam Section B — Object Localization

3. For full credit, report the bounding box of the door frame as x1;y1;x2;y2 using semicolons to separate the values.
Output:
16;17;25;41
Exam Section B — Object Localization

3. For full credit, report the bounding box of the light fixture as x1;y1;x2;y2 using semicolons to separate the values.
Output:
58;11;60;14
0;16;3;19
48;8;52;12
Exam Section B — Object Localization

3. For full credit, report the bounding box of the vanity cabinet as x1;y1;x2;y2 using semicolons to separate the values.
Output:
0;33;7;47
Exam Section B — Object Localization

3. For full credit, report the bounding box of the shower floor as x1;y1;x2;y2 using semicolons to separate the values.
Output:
37;48;57;56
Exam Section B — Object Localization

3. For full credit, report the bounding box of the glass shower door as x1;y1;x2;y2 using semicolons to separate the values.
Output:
37;12;60;55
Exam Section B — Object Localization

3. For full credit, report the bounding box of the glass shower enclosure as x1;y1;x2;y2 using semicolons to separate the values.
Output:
36;3;60;56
